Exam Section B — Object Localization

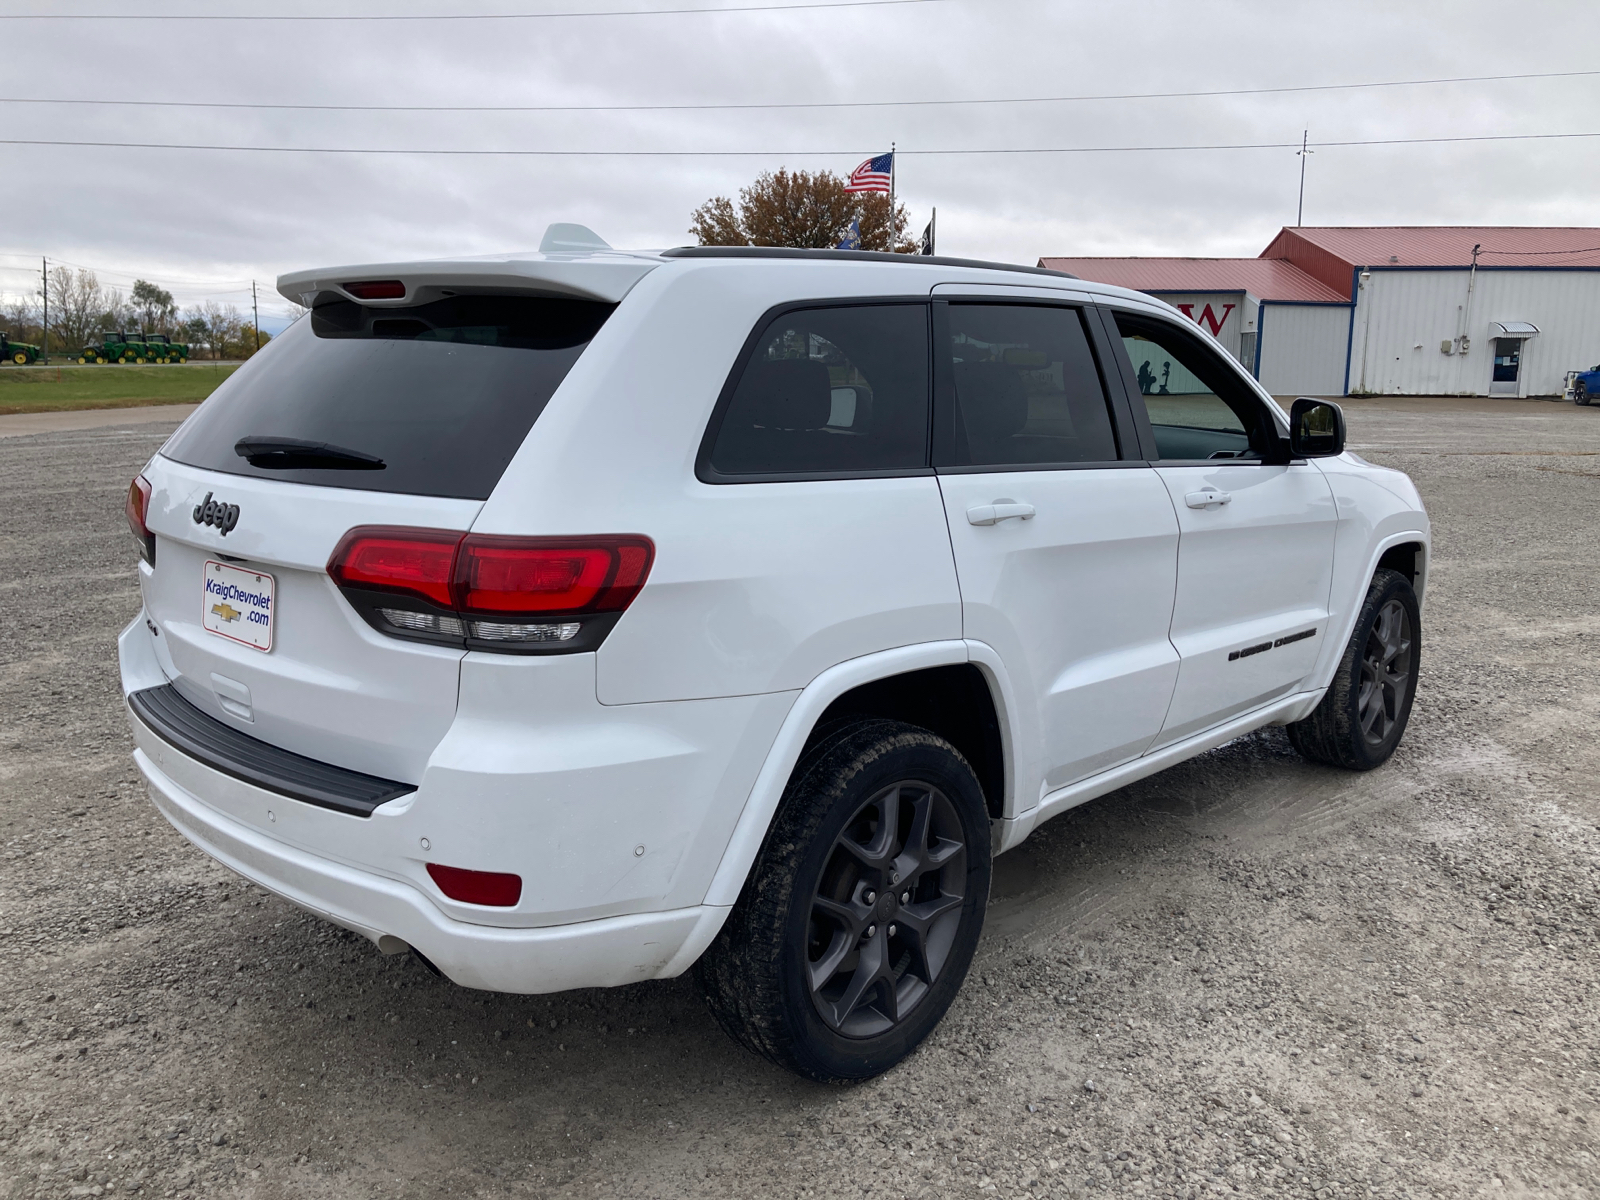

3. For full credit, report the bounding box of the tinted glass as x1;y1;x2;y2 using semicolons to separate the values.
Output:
945;304;1118;466
162;295;614;499
707;304;930;476
1115;313;1264;461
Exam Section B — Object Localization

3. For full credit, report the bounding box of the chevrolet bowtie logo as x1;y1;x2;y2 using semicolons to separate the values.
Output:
210;602;242;623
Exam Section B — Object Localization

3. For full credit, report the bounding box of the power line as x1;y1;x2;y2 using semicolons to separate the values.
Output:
3;131;1600;157
0;0;953;18
4;67;1594;116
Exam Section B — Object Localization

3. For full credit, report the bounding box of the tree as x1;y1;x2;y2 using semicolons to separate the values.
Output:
690;169;916;252
131;279;177;334
46;266;107;355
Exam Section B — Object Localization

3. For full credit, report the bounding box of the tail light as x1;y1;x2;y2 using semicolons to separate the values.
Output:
126;474;155;564
342;280;406;300
426;863;522;907
327;527;654;655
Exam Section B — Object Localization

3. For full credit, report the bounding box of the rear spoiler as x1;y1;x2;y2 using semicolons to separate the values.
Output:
277;253;661;309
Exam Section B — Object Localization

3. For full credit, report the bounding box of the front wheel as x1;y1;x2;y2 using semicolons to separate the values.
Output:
1287;568;1420;770
1577;382;1591;406
11;352;26;365
696;719;992;1082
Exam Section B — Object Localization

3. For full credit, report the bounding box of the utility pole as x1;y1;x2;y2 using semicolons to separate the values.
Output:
40;257;48;364
1296;130;1313;227
251;280;260;354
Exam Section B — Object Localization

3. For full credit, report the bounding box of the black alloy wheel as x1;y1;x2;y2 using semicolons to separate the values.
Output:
1287;568;1421;771
696;719;991;1082
1357;597;1414;746
807;779;968;1037
1577;381;1591;406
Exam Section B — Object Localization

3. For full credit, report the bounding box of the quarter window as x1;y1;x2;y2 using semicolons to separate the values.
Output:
1115;312;1270;461
706;304;930;477
943;304;1118;467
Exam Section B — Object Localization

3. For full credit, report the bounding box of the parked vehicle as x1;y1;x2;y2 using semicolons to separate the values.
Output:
2;331;41;364
119;240;1429;1081
1569;364;1600;405
79;331;185;363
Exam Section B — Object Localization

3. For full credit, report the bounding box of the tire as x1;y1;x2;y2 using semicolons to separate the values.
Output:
1287;568;1420;770
1577;382;1591;406
12;352;26;365
76;356;86;364
695;718;992;1082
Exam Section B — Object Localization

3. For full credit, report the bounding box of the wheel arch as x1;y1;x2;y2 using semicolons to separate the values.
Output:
1309;528;1429;696
701;641;1015;909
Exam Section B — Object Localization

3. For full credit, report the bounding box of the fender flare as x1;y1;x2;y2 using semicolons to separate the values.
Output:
700;640;977;908
1307;528;1429;696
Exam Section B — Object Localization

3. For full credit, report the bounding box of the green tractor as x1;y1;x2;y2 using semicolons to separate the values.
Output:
142;333;189;363
1;331;42;365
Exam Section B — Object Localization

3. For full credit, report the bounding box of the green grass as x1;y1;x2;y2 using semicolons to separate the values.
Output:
0;363;239;415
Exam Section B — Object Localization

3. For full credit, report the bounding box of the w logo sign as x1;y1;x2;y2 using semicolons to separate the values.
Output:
1176;302;1236;336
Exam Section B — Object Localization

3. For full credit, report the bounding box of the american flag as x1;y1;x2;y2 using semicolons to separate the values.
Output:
844;152;893;194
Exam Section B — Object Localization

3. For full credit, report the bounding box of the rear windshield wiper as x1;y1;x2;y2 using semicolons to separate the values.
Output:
234;436;385;471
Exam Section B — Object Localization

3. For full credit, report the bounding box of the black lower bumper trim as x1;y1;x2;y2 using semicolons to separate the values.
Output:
128;684;413;818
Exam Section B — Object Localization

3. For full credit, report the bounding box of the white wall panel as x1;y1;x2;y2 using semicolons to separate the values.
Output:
1144;291;1255;364
1256;303;1351;397
1346;269;1600;396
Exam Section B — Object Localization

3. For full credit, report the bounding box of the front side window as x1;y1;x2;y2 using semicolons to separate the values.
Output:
944;304;1118;467
706;304;930;477
1115;312;1270;461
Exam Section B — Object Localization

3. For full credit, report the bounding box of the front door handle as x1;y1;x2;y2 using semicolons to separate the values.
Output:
1184;489;1233;510
967;500;1036;526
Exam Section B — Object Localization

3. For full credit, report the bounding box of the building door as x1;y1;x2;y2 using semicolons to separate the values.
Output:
1490;338;1523;397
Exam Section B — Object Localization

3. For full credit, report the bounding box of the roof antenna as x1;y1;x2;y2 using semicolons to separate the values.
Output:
539;223;612;253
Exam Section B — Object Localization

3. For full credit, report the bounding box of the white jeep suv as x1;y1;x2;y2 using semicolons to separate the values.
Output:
120;239;1428;1081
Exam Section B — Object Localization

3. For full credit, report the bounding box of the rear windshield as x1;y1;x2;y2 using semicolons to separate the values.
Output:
161;294;615;499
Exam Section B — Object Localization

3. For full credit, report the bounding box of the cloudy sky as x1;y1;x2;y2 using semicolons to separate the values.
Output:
3;0;1599;330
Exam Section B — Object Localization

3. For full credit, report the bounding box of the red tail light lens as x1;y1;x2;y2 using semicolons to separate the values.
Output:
326;527;655;651
343;279;406;300
327;528;461;608
426;863;522;907
126;474;155;564
457;536;654;615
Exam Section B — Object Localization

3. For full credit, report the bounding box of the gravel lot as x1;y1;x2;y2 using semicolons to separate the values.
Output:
1;395;1597;1200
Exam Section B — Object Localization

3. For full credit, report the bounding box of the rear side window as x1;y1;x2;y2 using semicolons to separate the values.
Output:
705;304;930;478
161;295;614;499
943;304;1118;467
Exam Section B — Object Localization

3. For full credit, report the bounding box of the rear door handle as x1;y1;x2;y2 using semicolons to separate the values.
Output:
967;500;1036;526
1184;489;1233;510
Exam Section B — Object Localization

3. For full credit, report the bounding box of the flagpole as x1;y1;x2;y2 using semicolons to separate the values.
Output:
889;140;896;218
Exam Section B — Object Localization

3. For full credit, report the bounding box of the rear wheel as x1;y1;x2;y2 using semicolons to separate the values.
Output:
696;719;991;1082
1287;568;1420;770
1577;381;1591;406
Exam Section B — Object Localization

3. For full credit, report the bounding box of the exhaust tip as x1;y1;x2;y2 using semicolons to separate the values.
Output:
375;934;409;957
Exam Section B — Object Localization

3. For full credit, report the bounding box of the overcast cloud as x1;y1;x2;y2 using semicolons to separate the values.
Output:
3;0;1599;329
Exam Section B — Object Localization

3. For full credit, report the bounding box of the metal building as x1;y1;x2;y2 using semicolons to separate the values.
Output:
1043;227;1600;398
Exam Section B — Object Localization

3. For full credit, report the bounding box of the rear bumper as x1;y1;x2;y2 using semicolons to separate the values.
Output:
132;732;727;993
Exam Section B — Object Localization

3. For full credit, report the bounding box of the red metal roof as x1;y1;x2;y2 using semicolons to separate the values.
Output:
1036;256;1347;304
1262;226;1600;297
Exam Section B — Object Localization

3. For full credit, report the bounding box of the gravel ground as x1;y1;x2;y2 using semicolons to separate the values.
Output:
1;396;1596;1200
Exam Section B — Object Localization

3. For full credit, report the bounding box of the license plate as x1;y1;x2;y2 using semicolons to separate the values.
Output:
203;560;275;652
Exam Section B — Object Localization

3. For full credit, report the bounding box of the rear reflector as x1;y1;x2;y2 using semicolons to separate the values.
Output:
426;863;522;907
126;474;154;564
343;279;406;300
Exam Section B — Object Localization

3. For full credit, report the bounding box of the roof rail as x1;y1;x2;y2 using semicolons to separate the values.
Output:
660;245;1077;279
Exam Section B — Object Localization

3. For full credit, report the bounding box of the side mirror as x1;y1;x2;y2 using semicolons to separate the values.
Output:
1289;397;1346;458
